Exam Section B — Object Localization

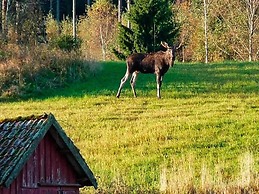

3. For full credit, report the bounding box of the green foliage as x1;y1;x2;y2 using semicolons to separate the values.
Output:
45;14;60;42
112;24;135;60
52;35;82;52
114;0;178;59
0;50;8;61
46;15;82;52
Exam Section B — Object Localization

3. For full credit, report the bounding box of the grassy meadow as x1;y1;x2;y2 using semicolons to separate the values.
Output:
0;61;259;193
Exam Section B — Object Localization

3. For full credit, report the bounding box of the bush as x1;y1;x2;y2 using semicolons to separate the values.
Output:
0;44;98;98
46;14;82;52
52;35;82;52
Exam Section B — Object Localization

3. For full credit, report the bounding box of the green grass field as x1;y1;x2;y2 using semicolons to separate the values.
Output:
0;61;259;193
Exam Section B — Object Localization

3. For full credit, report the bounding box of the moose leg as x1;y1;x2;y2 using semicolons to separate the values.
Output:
156;74;163;98
130;72;138;97
116;71;130;98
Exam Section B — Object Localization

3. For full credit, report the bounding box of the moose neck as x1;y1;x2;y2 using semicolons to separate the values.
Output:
165;50;174;67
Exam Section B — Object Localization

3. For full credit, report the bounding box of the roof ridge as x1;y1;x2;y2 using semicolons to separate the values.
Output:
0;113;48;124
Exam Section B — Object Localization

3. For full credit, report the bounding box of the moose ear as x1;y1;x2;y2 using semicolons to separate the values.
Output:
161;41;169;49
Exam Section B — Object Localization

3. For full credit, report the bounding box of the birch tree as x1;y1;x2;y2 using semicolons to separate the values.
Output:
175;0;259;61
1;0;8;36
203;0;209;63
78;0;118;60
243;0;259;61
0;1;2;33
224;0;258;61
118;0;122;22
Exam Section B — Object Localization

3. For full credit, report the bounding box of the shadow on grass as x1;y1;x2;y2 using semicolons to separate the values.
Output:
167;61;259;96
1;61;258;102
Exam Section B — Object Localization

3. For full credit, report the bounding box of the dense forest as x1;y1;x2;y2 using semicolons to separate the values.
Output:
0;0;258;96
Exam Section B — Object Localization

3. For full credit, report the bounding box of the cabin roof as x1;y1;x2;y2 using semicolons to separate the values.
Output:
0;113;97;189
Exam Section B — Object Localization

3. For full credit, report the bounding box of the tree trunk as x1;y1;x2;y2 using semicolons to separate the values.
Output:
244;0;259;61
118;0;122;23
50;0;53;15
127;0;131;28
73;0;76;39
99;25;106;60
203;0;209;64
2;0;6;36
248;20;253;62
56;0;60;22
0;1;2;33
16;1;21;44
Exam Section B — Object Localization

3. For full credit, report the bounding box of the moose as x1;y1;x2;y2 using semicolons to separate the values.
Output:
116;41;176;98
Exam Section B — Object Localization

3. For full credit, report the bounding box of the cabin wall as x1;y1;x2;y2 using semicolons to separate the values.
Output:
0;131;80;194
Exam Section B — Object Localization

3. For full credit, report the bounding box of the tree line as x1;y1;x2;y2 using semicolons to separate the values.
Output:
0;0;258;62
177;0;259;62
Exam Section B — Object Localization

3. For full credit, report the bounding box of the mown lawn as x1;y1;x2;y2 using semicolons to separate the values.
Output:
0;61;259;193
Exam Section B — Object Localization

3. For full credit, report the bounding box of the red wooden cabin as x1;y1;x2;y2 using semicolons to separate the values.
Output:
0;113;97;194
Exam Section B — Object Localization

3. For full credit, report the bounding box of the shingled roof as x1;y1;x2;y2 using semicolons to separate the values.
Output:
0;113;97;189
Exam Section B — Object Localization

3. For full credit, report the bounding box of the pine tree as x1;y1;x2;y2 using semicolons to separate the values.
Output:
114;0;178;60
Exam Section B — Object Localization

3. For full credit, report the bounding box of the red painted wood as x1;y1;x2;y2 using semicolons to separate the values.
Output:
0;131;80;194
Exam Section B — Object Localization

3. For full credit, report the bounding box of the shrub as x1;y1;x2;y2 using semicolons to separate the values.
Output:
0;44;99;98
46;14;82;52
52;35;82;52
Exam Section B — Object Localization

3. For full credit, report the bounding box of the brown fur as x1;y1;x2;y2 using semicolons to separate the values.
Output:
116;42;175;98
